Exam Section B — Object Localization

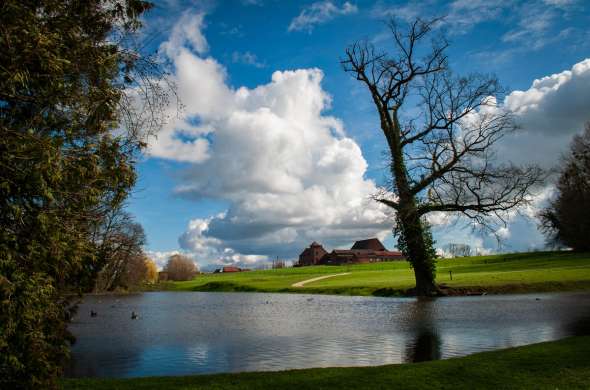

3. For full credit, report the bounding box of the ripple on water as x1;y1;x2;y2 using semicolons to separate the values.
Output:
65;291;590;378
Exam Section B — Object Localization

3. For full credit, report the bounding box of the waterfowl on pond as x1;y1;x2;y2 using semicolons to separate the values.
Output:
90;310;97;317
131;311;138;319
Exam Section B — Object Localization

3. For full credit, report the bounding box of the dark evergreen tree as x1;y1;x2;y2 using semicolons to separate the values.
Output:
540;123;590;251
0;1;163;387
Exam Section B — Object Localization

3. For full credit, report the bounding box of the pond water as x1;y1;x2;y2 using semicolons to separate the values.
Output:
66;291;590;378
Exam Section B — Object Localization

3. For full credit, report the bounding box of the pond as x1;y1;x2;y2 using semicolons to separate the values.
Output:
65;291;590;378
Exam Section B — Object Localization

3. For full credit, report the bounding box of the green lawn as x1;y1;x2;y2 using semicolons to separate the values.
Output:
62;336;590;389
161;251;590;296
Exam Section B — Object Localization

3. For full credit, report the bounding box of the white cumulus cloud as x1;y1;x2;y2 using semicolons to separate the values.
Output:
431;60;590;253
499;58;590;167
148;12;393;268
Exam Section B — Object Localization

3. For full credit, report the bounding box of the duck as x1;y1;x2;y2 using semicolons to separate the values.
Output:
131;311;138;320
90;310;97;317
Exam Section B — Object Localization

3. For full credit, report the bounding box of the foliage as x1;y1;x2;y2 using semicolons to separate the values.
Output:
539;123;590;251
121;253;149;289
145;258;158;283
0;1;158;388
342;18;543;295
63;336;590;390
395;217;437;282
164;254;198;281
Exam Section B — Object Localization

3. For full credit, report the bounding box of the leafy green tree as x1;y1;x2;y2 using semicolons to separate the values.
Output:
540;123;590;251
0;1;162;387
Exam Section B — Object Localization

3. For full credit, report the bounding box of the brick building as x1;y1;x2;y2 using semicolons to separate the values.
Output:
297;241;328;266
298;238;404;266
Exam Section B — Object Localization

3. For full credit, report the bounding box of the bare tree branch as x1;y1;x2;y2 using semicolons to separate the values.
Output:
343;17;545;295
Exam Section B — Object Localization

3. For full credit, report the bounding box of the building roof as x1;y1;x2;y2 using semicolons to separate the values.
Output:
300;242;327;258
351;238;387;251
300;247;312;256
332;250;357;256
331;249;403;257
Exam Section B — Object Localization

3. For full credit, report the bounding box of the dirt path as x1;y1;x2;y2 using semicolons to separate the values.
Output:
291;273;351;288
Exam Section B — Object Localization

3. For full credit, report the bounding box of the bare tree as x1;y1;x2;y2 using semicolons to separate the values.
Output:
272;258;286;269
121;253;149;288
446;243;472;258
164;254;198;281
342;18;543;296
92;208;147;291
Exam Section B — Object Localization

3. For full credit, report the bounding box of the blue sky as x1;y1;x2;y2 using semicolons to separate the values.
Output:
127;0;590;269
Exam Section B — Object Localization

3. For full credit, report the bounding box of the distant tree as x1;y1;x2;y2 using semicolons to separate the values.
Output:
121;253;149;288
539;123;590;251
272;258;286;269
0;1;165;387
342;18;543;295
93;209;147;291
145;258;159;283
164;254;198;281
446;243;472;258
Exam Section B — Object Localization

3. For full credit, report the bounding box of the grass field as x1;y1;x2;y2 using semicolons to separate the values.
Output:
62;336;590;389
161;251;590;296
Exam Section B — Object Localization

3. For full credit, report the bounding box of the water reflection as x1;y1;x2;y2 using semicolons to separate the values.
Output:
404;298;441;362
66;292;590;378
564;313;590;336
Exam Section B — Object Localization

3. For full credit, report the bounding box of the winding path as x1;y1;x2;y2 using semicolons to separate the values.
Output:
291;272;351;288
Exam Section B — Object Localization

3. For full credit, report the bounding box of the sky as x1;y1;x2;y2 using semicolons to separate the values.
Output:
126;0;590;270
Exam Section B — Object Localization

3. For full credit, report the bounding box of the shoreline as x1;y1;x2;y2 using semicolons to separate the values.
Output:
150;251;590;298
62;336;590;389
147;279;590;298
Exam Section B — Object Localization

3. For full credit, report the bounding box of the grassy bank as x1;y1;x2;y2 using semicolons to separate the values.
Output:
63;336;590;389
161;251;590;296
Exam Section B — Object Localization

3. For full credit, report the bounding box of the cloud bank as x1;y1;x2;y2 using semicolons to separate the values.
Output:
148;12;392;268
500;58;590;167
434;59;590;253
